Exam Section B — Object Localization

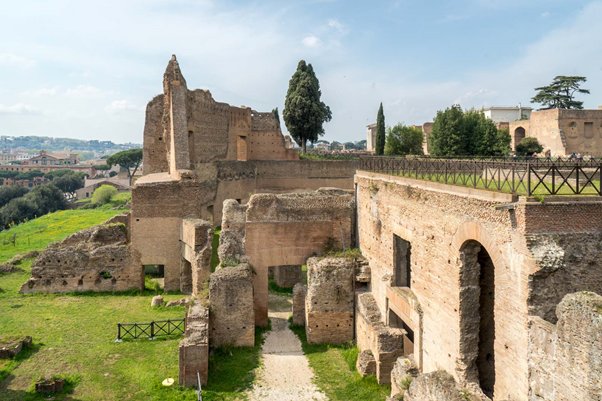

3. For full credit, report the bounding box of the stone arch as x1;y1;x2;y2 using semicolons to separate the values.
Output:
513;127;526;150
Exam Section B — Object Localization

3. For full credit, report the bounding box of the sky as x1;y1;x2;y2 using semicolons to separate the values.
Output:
0;0;601;145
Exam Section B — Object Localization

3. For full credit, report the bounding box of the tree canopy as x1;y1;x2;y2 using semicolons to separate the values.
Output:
107;148;142;184
384;124;424;156
375;103;385;156
283;60;332;153
515;137;543;156
531;75;590;110
428;105;510;157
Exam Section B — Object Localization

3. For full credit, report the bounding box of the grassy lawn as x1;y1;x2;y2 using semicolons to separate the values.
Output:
0;209;262;401
397;171;601;196
290;324;390;401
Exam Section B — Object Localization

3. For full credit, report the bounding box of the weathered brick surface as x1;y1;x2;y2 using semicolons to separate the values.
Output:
179;302;209;386
292;283;306;326
209;264;254;347
305;256;355;344
273;265;302;288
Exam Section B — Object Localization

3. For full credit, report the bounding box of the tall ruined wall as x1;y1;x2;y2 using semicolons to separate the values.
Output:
528;292;602;401
245;189;355;326
356;171;602;400
356;172;531;400
20;220;142;293
142;95;168;174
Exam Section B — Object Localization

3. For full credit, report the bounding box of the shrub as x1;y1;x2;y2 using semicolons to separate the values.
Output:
516;137;544;156
91;185;117;205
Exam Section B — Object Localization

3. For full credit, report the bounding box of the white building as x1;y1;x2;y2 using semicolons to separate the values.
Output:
482;106;532;123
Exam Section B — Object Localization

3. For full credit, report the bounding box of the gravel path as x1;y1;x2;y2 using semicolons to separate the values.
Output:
247;294;327;401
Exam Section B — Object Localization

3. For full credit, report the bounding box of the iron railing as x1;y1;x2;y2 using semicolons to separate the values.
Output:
115;319;186;341
357;157;602;196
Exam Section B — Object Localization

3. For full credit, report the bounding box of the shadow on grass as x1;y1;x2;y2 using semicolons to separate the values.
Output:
0;372;82;401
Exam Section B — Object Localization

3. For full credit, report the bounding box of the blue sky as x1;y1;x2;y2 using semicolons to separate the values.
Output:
0;0;601;144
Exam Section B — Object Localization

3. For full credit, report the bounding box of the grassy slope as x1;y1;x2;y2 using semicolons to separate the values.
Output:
0;207;260;401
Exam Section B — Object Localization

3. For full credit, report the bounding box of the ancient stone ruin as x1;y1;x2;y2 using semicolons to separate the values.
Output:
20;214;142;293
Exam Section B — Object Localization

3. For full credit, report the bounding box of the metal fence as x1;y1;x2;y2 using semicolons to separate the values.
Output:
357;157;602;196
115;319;186;341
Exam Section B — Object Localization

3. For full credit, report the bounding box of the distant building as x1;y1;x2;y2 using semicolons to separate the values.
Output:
483;106;532;124
23;150;79;166
366;123;377;153
509;108;602;156
76;178;131;199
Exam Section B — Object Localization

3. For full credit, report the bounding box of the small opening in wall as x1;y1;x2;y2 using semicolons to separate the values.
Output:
100;271;113;279
144;264;165;289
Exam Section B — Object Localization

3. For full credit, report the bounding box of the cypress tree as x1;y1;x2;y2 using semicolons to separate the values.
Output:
375;103;385;155
283;60;332;153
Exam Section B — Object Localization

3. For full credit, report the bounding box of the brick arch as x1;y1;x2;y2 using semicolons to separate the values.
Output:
450;221;505;271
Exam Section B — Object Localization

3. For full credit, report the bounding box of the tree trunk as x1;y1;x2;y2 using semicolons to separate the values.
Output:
302;139;307;154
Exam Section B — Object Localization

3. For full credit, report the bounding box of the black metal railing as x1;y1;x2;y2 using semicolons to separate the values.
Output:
115;319;186;341
357;157;602;196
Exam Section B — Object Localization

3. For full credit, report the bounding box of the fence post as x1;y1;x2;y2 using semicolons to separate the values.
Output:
150;321;155;339
117;323;121;341
527;162;532;196
197;371;203;401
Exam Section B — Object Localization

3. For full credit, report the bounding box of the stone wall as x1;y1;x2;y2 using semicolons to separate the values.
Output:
244;188;355;326
528;291;602;401
208;264;254;347
355;171;602;399
292;283;306;326
218;199;246;263
20;221;142;293
180;219;213;295
179;301;209;386
272;265;302;288
355;292;404;384
305;256;355;344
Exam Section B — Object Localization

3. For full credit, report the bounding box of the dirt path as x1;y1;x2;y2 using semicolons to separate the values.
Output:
246;294;327;401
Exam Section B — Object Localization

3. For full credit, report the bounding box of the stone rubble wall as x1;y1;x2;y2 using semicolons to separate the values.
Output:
304;256;355;345
218;199;246;263
20;221;142;293
403;370;484;401
355;292;405;384
208;263;254;347
180;219;213;295
179;301;209;386
528;291;602;401
389;356;419;399
292;283;306;326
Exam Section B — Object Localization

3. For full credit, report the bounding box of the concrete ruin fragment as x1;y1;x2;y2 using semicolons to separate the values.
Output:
20;216;142;293
305;256;355;344
179;301;209;386
208;263;255;347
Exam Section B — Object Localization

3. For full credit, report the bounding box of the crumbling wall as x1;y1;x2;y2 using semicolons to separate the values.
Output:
292;283;307;326
304;256;355;344
390;356;419;399
218;199;246;263
179;301;209;386
180;219;213;295
355;292;404;384
209;263;254;347
20;222;142;293
528;291;602;401
245;188;355;326
404;370;482;401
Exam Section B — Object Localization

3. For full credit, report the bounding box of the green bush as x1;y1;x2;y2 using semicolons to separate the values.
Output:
91;185;118;205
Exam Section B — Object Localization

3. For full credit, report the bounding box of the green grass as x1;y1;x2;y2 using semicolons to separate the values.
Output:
0;210;264;401
268;279;294;295
0;206;127;262
397;171;601;196
290;325;390;401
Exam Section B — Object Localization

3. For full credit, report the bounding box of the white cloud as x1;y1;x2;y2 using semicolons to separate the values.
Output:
22;87;60;97
302;35;322;48
0;103;41;115
65;85;105;97
105;99;141;113
327;19;344;32
0;53;35;68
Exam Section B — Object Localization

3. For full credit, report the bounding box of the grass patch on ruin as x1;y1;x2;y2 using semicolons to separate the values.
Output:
0;206;127;262
290;324;390;401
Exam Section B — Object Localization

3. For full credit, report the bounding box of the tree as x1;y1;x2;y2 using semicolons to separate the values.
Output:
375;103;386;155
283;60;332;153
0;186;29;208
428;105;511;157
53;174;84;197
91;184;117;205
515;137;543;156
384;124;424;156
531;75;590;110
107;148;142;185
272;108;280;128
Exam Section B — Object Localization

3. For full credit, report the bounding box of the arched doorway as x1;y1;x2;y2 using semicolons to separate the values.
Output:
514;127;526;150
458;240;496;398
